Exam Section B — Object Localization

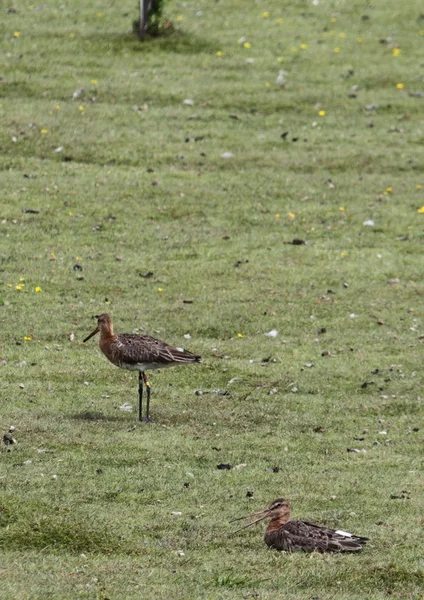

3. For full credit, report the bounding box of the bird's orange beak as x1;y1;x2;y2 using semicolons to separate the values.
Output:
83;326;99;343
229;507;272;534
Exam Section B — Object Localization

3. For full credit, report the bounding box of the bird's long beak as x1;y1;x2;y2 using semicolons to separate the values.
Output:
229;508;271;534
83;326;99;343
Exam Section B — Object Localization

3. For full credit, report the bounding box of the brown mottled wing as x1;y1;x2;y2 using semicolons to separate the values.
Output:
265;520;367;553
113;334;201;366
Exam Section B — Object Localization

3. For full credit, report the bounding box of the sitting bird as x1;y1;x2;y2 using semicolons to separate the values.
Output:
231;497;368;552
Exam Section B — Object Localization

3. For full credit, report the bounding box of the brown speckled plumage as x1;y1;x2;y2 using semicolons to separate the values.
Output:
232;498;368;553
83;314;200;422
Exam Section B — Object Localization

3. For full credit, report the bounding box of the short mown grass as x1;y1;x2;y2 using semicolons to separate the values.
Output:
1;1;423;598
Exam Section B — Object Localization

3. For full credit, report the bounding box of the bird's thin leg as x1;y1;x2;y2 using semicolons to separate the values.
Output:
138;371;143;422
143;372;151;422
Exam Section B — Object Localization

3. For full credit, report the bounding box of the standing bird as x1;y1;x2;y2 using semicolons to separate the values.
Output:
83;314;201;422
231;498;368;553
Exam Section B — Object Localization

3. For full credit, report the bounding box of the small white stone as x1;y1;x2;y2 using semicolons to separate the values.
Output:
349;313;358;319
220;152;233;159
171;511;182;516
183;99;194;106
119;403;133;412
9;425;15;433
379;430;387;435
52;474;58;479
363;219;374;227
83;381;89;386
177;550;185;556
291;387;298;393
184;333;191;339
265;329;278;337
238;36;247;44
19;383;25;389
23;459;32;465
69;333;75;341
12;136;17;143
54;146;64;153
245;58;255;64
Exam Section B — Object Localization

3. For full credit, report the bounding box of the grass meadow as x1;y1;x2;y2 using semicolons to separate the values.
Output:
1;0;424;598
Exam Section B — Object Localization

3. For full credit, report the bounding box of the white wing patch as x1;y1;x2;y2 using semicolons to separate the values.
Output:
335;530;352;537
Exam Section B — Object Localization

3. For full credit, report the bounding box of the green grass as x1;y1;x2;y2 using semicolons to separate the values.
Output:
1;0;424;598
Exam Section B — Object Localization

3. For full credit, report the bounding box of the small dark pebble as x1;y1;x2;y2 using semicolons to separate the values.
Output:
313;426;325;433
73;264;83;271
146;167;154;173
211;447;221;451
76;276;84;281
291;137;298;142
182;299;193;304
234;259;249;268
96;469;103;474
371;368;380;374
412;427;419;432
183;482;190;488
22;208;39;214
321;350;330;357
361;381;374;389
281;131;289;139
246;491;254;498
317;327;327;335
139;271;154;278
290;238;307;245
272;466;280;473
217;463;231;470
354;437;365;441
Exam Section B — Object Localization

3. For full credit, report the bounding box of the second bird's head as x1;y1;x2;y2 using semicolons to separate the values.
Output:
83;313;112;342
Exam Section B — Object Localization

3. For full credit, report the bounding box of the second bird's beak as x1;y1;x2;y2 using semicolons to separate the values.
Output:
229;507;271;534
83;326;99;343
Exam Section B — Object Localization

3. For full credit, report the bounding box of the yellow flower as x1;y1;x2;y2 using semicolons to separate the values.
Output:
331;17;337;23
96;12;103;18
291;47;298;53
34;286;42;293
157;287;163;292
216;51;223;57
275;213;280;218
418;206;424;213
339;32;346;38
7;284;12;287
334;47;341;53
288;212;296;219
384;187;393;194
300;43;308;50
55;105;60;110
318;110;326;117
14;32;21;38
237;333;244;338
263;12;269;18
91;79;98;85
339;207;345;211
392;48;401;56
243;42;251;48
41;129;48;134
275;18;283;24
78;105;85;111
176;15;184;22
24;336;32;341
19;277;25;282
16;284;24;291
49;252;56;260
396;83;404;89
416;184;422;190
340;251;347;257
264;82;270;87
356;36;364;43
69;33;75;38
75;256;82;261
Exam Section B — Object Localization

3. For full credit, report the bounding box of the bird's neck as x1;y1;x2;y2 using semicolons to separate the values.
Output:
99;324;114;340
266;509;291;533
